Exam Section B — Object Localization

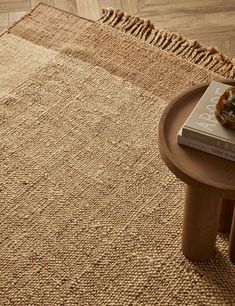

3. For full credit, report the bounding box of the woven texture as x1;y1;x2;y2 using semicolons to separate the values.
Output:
0;4;235;305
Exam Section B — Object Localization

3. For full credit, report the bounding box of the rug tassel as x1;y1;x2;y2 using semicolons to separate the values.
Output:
100;8;113;23
98;9;235;79
111;11;124;27
151;30;165;46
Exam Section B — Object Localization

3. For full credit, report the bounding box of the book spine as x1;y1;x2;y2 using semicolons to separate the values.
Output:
182;127;235;153
177;134;235;162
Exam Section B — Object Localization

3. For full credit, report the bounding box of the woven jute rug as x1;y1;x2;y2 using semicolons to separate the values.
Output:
1;4;235;305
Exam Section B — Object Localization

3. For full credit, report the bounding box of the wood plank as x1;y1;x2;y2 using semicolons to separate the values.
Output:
120;0;144;14
140;12;235;29
0;0;31;13
99;0;144;14
54;0;78;14
9;11;28;25
76;0;100;20
31;0;54;8
143;0;235;12
143;0;189;5
0;12;9;33
140;0;235;58
98;0;121;12
208;40;235;58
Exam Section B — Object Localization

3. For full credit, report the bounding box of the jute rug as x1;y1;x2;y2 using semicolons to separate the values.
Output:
0;4;235;305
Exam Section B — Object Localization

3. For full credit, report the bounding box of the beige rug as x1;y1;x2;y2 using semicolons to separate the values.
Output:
0;4;235;305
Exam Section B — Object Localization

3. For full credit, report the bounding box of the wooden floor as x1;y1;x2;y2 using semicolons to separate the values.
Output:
0;0;235;58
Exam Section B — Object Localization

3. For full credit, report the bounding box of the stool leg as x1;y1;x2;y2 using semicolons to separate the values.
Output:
182;186;222;261
218;200;234;232
229;208;235;264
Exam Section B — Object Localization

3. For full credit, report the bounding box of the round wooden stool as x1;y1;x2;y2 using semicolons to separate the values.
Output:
158;80;235;263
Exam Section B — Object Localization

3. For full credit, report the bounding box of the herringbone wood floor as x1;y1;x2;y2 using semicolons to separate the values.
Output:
0;0;235;58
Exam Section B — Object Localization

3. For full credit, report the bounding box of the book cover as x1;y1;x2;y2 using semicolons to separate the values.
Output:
178;129;235;162
180;81;235;153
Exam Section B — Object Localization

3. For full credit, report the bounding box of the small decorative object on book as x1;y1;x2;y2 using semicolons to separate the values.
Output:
215;87;235;129
177;81;235;161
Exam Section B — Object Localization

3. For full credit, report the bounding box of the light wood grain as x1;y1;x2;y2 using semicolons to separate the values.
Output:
76;0;100;20
140;0;235;57
31;0;54;8
9;10;27;24
0;0;235;58
0;12;9;33
98;0;121;12
54;0;77;14
120;0;144;14
0;0;31;12
98;0;144;15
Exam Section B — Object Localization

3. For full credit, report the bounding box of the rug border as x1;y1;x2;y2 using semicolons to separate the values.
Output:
0;2;94;38
2;4;235;79
99;9;235;79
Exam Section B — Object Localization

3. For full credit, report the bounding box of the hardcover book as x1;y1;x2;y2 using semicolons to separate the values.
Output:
177;81;235;160
177;130;235;162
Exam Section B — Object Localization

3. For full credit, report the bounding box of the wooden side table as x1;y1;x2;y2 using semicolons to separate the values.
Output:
158;80;235;263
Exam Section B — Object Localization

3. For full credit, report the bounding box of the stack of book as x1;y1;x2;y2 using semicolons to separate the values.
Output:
177;80;235;162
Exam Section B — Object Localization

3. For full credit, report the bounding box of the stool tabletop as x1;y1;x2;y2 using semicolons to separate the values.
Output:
158;79;235;199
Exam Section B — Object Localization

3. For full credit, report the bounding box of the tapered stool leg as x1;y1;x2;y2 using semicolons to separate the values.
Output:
229;208;235;264
218;200;234;232
182;186;222;261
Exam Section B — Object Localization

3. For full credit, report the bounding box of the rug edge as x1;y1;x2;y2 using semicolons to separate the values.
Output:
0;2;94;38
99;9;235;79
0;3;41;38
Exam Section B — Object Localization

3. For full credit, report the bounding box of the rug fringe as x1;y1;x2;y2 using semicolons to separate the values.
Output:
99;9;235;78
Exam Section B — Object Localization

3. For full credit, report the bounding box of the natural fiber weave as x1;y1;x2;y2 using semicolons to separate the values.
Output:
0;4;234;305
